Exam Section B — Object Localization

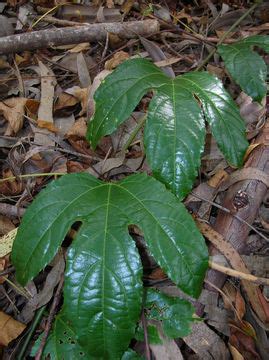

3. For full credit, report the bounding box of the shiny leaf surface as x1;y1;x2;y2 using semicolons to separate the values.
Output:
12;172;208;358
146;289;196;338
88;58;248;198
218;35;269;102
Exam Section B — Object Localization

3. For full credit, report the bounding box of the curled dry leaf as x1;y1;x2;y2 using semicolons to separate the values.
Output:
66;117;87;139
0;97;27;135
105;51;130;70
0;311;26;346
64;86;89;115
36;120;59;133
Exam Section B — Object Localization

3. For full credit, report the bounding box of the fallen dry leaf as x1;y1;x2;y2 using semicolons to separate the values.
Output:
105;51;130;70
36;120;59;133
0;97;27;135
35;60;56;146
0;216;15;236
0;311;26;346
66;117;87;139
68;43;90;53
0;228;17;258
54;92;78;112
65;86;89;115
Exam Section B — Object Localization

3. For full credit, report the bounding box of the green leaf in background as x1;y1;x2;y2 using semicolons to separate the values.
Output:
218;35;269;102
146;289;197;339
12;172;208;358
31;313;87;360
88;58;248;199
135;324;162;344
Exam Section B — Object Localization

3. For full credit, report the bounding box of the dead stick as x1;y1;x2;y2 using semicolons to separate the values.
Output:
35;274;64;360
209;260;269;286
0;203;25;218
0;20;159;55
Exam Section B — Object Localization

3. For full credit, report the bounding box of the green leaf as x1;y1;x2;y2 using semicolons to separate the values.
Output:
121;349;144;360
31;313;87;360
88;58;247;199
87;59;167;149
12;173;208;358
135;324;162;344
218;35;269;102
146;289;197;338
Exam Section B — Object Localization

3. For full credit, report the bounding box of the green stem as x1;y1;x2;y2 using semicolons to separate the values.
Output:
196;1;261;71
0;172;64;184
17;306;47;360
123;115;147;152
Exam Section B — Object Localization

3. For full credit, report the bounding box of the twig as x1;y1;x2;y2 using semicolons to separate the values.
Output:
209;260;269;286
190;192;269;243
123;115;147;152
0;172;64;184
17;306;47;360
141;288;151;360
196;1;261;70
0;203;25;218
35;274;64;360
0;20;159;55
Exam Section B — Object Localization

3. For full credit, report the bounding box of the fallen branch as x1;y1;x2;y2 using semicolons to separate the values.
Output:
0;20;159;55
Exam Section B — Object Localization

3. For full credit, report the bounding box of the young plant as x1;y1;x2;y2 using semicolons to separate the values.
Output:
218;35;269;102
87;58;248;199
12;173;208;358
12;34;268;357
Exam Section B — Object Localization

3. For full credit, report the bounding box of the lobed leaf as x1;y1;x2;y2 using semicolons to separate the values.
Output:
12;172;208;358
218;35;269;102
88;58;248;198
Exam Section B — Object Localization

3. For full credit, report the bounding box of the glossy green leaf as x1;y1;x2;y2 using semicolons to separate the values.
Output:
12;172;208;358
146;289;196;338
135;324;162;344
88;58;248;199
31;313;87;360
87;59;167;149
121;349;144;360
218;35;269;102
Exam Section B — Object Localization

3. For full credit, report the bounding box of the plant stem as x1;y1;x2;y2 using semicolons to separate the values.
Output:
123;115;147;152
17;306;46;360
196;1;261;71
0;172;64;183
141;288;151;360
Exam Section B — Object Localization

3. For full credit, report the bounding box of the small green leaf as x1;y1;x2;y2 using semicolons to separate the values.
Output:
88;58;248;198
87;59;167;149
121;349;145;360
218;35;269;102
12;173;208;358
146;289;196;338
135;324;162;344
32;313;87;360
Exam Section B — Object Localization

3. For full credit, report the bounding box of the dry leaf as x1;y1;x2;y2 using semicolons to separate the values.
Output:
0;228;17;258
105;51;130;70
65;86;89;115
36;120;59;133
35;61;56;146
54;92;78;112
68;43;90;53
0;311;26;346
0;216;15;236
235;290;246;321
229;343;244;360
0;97;27;135
66;117;87;139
